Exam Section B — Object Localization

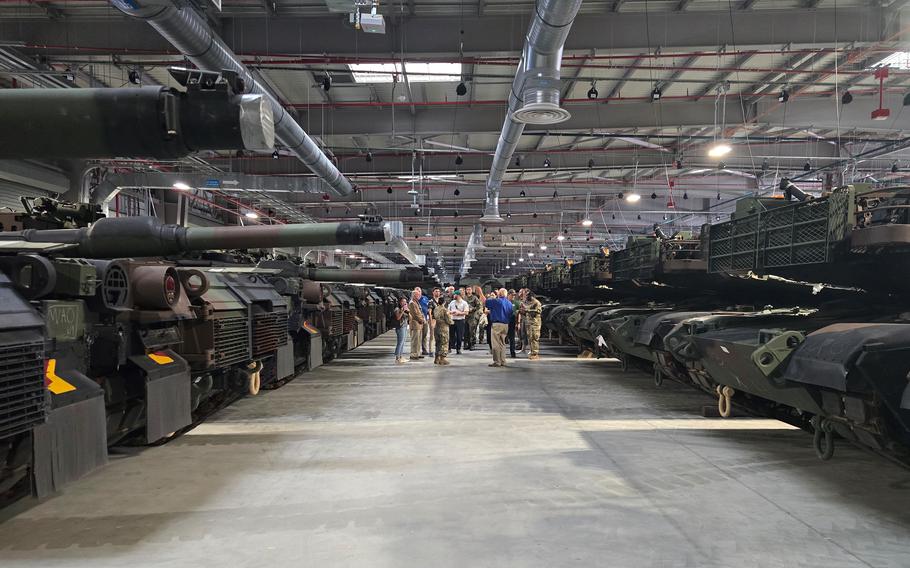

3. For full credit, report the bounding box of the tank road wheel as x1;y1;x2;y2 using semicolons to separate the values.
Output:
653;365;664;387
811;417;835;461
247;361;264;396
716;385;734;418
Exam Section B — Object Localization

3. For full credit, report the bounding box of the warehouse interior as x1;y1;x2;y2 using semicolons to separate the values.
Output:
2;1;910;566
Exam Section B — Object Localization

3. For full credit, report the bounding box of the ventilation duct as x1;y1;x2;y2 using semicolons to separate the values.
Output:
480;0;583;224
110;0;355;197
467;0;583;275
471;223;486;249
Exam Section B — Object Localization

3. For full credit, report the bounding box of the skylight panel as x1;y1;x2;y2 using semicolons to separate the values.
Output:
349;62;399;83
348;62;461;83
402;62;461;82
872;52;910;70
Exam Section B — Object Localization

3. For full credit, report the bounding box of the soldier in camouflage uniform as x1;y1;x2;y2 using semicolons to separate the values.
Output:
433;300;454;365
520;290;543;360
464;286;483;351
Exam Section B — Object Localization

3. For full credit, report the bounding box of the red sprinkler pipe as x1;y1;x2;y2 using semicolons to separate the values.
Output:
871;67;891;121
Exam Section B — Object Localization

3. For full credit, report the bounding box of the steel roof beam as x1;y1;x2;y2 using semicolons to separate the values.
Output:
5;7;891;56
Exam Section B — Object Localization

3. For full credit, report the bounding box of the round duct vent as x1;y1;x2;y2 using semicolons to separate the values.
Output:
511;102;571;125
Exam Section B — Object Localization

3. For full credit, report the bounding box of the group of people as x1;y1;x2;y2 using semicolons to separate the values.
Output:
391;285;543;368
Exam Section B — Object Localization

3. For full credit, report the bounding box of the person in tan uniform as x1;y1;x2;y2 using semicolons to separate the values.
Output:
520;290;543;360
408;288;426;360
432;300;453;365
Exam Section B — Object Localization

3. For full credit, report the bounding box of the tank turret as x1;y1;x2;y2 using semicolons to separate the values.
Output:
0;216;390;259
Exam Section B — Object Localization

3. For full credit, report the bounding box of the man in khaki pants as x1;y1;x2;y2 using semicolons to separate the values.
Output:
484;288;513;367
408;288;426;360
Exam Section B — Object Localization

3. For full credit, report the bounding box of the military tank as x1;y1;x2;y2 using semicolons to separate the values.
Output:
706;183;910;295
0;216;390;508
568;254;612;296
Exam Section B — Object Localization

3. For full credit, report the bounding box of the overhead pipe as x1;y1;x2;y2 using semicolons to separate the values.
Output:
109;0;355;197
481;0;583;224
463;0;583;274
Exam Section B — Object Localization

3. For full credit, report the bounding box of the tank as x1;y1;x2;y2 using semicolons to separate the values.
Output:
706;183;910;293
780;322;910;457
0;209;406;510
0;216;390;259
0;68;275;160
569;255;612;291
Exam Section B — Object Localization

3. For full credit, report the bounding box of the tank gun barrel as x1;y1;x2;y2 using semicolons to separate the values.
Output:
0;82;273;159
0;217;389;259
781;178;811;202
298;267;425;284
255;261;424;284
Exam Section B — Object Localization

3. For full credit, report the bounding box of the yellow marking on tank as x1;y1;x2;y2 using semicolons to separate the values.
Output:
148;352;175;365
45;359;76;395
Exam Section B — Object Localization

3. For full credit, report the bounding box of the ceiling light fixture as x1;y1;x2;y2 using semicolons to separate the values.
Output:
543;157;552;168
365;151;373;162
454;188;461;196
334;248;343;253
556;235;565;241
581;218;593;227
587;83;599;99
172;181;191;191
244;211;259;219
707;142;732;158
777;89;789;103
455;154;464;165
540;244;547;250
519;190;526;197
128;69;141;85
456;81;468;96
651;87;662;101
841;91;853;105
322;74;332;91
650;192;657;200
272;150;280;159
625;193;641;203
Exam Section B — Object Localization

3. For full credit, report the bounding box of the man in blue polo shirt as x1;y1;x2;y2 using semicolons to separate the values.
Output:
485;288;513;367
418;289;430;356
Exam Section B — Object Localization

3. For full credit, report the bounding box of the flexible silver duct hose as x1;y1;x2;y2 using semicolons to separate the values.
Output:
481;0;583;223
111;0;355;197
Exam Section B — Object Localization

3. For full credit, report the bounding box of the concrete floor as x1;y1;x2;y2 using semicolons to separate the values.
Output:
2;334;910;567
